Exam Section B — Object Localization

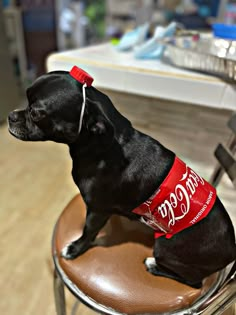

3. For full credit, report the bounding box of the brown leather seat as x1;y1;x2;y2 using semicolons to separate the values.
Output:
53;194;219;315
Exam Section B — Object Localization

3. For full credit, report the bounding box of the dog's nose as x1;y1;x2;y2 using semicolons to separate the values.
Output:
8;111;20;123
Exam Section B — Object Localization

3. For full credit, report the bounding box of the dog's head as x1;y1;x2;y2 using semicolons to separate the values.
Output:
8;71;128;146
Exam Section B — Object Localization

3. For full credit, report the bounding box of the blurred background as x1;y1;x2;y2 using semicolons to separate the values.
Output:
1;1;236;315
0;0;233;116
1;0;235;119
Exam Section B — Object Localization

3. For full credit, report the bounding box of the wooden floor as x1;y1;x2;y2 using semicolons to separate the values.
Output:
0;91;235;315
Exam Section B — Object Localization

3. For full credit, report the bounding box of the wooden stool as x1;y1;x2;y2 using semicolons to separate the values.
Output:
52;194;230;315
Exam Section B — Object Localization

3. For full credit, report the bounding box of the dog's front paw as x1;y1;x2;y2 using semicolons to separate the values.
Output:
61;238;90;259
61;242;81;260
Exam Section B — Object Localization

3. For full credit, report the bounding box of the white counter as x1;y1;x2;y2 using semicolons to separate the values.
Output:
47;43;236;110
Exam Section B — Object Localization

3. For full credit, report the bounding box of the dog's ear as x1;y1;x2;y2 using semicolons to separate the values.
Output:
84;98;115;142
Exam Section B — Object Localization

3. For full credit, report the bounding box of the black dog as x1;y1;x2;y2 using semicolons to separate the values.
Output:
8;70;236;288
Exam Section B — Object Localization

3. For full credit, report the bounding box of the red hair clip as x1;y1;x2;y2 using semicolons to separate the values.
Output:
69;66;94;87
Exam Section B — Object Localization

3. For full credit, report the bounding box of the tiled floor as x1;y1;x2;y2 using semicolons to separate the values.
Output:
0;91;235;315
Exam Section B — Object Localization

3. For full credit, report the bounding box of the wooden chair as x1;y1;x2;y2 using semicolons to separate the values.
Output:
210;112;236;188
52;114;236;315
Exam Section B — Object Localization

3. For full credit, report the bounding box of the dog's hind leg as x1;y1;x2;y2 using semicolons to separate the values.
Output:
144;257;156;269
144;257;202;288
61;210;111;260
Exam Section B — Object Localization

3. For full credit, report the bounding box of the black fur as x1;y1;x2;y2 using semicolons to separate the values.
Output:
8;71;236;287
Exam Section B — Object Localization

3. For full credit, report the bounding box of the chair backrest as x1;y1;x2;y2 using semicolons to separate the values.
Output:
206;112;236;314
214;144;236;187
210;112;236;188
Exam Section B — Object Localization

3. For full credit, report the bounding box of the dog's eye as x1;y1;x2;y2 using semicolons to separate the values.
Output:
30;108;45;122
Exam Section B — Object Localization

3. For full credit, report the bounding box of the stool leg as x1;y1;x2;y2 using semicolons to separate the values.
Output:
71;300;80;315
54;269;66;315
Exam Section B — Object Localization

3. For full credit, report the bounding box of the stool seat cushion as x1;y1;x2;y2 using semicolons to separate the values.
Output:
53;194;218;314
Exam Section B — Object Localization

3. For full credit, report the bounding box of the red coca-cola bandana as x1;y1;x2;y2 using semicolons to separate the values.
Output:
133;157;216;239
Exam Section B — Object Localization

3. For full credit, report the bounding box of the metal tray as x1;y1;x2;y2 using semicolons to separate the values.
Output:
165;33;236;82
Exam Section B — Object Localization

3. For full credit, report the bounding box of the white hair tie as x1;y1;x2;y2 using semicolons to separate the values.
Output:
69;66;94;134
78;83;87;134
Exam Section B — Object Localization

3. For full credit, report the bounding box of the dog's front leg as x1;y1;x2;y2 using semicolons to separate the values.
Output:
61;210;111;260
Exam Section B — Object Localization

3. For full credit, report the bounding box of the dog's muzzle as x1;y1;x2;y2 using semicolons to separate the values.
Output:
8;109;28;140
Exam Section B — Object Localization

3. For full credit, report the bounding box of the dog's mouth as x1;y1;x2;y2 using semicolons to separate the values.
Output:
8;125;28;141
